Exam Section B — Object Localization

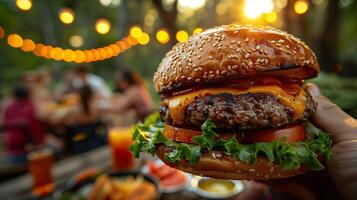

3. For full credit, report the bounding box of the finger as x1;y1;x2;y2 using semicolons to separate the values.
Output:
305;83;357;143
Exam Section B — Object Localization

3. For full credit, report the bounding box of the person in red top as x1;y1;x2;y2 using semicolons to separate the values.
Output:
2;85;45;164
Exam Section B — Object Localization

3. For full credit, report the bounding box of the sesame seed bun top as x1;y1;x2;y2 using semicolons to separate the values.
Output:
153;25;320;95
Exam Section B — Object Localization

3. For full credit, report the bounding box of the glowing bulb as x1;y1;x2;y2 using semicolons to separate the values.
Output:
43;46;53;59
63;49;75;62
16;0;32;11
244;0;273;19
33;44;45;56
95;18;111;34
156;29;170;44
0;26;4;38
265;11;278;23
21;39;35;52
126;36;138;46
74;50;85;63
7;34;23;48
193;27;203;35
100;0;112;6
59;8;75;24
176;30;188;43
84;50;94;62
92;49;101;61
294;0;309;14
129;26;143;39
178;0;206;9
69;35;83;48
137;32;150;45
110;44;120;56
116;41;127;51
104;46;114;57
50;47;64;61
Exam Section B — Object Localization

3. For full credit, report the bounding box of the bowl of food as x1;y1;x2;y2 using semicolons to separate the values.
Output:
191;177;244;199
57;170;161;200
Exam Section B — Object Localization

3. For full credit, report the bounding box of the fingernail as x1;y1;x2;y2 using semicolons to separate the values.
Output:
306;83;320;96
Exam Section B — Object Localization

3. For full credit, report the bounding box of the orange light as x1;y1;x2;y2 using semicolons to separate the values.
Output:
40;45;49;57
74;50;85;63
33;44;45;56
192;27;203;35
104;46;114;57
176;30;188;43
265;11;278;23
294;0;309;14
0;26;4;38
129;26;142;39
156;29;170;44
109;44;120;56
59;8;75;24
43;46;53;59
91;49;101;61
21;39;35;52
137;32;150;45
50;47;64;60
8;34;23;48
84;50;94;62
95;18;111;34
116;41;127;51
63;49;75;62
16;0;32;11
99;48;108;59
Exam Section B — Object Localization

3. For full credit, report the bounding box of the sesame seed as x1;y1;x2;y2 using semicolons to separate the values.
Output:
249;169;255;173
244;53;250;59
194;68;199;72
195;78;200;82
187;77;192;80
216;70;220;75
180;75;186;79
256;45;261;50
215;153;222;158
232;65;238;69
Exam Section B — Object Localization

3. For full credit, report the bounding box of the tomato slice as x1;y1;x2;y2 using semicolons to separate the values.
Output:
243;125;305;144
259;76;283;87
163;124;202;144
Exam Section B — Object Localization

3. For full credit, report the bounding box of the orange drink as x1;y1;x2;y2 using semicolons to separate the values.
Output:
27;148;54;196
108;127;134;170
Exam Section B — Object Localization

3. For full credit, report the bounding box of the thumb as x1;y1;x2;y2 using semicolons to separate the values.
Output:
305;83;357;144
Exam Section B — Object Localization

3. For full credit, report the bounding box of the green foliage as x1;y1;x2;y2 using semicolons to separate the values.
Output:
312;73;357;118
130;113;332;171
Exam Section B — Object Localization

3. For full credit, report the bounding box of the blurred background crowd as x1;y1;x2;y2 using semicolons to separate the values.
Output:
0;0;356;184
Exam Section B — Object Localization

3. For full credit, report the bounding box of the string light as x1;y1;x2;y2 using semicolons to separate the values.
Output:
294;0;309;14
156;29;170;44
50;47;64;61
33;43;45;56
8;34;23;48
244;0;273;19
84;50;94;63
59;8;75;24
176;30;188;42
74;50;85;63
129;26;143;39
63;49;76;62
21;39;35;52
95;18;111;34
137;32;150;45
16;0;32;11
43;46;53;59
192;27;203;35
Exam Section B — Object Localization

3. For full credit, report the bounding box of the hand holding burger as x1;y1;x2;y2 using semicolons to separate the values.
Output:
130;25;333;180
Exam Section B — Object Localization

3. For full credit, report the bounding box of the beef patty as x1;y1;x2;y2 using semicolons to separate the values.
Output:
160;92;316;131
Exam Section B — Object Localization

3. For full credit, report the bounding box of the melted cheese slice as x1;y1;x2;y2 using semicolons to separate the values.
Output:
163;85;307;125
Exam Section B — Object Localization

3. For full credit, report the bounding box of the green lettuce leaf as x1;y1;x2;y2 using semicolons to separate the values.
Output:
129;112;332;171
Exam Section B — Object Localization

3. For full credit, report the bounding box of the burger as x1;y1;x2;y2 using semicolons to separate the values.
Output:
130;25;332;180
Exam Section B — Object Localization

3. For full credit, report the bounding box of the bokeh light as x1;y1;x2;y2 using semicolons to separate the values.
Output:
7;34;23;48
99;0;112;6
16;0;32;11
33;43;45;56
265;11;278;23
130;26;143;39
69;35;83;48
294;0;309;14
176;30;189;43
137;32;150;45
95;18;111;34
21;39;35;52
43;46;53;59
59;8;75;24
110;44;120;56
244;0;273;19
63;49;76;62
74;50;85;63
156;29;170;44
193;27;203;35
178;0;206;10
84;50;94;62
50;47;64;61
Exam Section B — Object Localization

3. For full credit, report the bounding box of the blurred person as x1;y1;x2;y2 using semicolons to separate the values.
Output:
73;66;112;99
54;69;77;98
113;69;154;122
2;84;45;164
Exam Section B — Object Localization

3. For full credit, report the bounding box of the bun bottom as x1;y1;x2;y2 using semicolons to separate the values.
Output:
156;146;308;180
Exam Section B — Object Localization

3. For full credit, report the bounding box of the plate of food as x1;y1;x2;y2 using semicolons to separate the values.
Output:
56;170;161;200
142;160;189;193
